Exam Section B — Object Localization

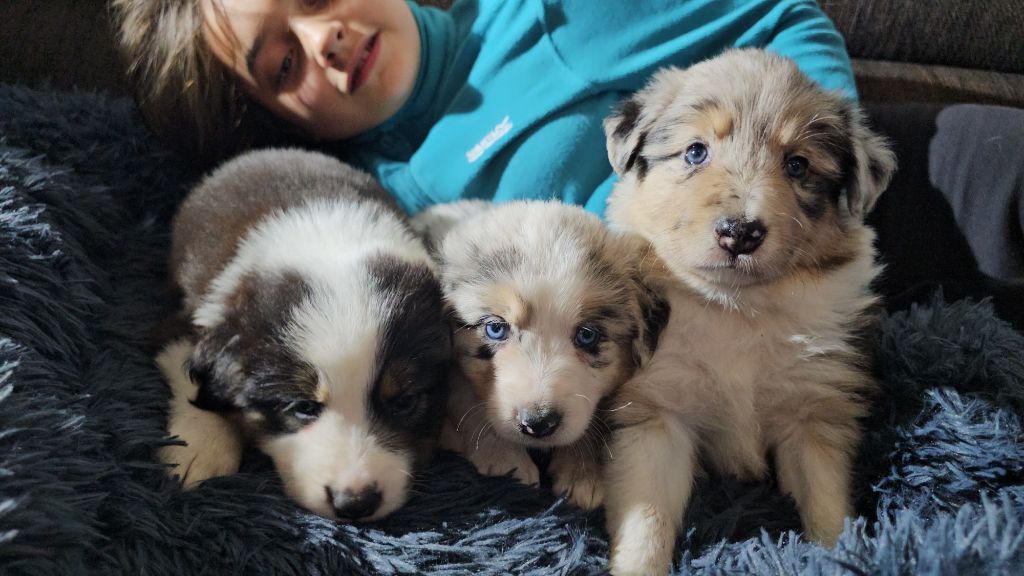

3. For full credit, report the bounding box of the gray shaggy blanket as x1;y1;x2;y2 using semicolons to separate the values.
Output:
2;84;1023;576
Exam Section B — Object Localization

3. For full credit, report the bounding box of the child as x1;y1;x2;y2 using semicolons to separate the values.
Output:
113;0;857;217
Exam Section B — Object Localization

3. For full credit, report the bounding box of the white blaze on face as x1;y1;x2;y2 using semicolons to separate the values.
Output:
260;266;415;521
486;278;607;447
261;408;410;520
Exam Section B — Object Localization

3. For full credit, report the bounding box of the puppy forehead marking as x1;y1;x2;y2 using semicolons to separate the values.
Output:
482;284;532;328
476;245;526;283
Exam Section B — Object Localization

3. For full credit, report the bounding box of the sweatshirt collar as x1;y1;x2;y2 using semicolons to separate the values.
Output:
350;1;456;157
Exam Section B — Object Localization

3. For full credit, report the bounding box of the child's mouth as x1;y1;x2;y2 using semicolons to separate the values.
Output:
348;32;380;94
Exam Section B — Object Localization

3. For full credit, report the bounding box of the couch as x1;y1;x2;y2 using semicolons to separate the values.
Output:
2;2;1023;575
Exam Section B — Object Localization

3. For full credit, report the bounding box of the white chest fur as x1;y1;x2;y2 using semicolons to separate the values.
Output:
630;254;879;478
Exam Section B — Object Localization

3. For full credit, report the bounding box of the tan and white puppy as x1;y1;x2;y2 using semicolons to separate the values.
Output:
600;49;896;574
413;200;665;509
157;148;451;522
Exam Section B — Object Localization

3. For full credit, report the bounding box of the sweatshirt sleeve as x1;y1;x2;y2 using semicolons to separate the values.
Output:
747;0;858;99
541;0;857;99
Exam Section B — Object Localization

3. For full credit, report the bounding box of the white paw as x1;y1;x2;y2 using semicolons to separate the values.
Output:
156;339;243;489
160;406;243;488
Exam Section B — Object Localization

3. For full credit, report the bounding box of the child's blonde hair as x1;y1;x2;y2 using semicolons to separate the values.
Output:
112;0;279;164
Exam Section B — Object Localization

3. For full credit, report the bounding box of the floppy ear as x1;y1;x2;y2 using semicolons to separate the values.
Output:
187;328;246;413
844;104;897;218
630;281;671;368
604;97;648;176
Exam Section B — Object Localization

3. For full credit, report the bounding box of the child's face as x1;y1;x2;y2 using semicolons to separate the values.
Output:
202;0;421;140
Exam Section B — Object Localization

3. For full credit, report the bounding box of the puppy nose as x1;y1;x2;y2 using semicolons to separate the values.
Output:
327;485;382;520
714;217;767;255
517;407;562;438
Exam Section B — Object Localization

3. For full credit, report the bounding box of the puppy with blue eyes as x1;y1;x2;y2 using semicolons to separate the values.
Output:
412;200;665;509
156;148;451;522
600;49;896;574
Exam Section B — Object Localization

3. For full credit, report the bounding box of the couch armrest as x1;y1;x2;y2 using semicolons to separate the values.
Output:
854;59;1024;106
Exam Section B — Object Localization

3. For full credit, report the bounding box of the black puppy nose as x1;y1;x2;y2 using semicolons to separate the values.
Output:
517;407;562;438
714;217;767;255
327;485;383;520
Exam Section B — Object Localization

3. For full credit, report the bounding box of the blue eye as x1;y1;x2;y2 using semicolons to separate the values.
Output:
684;143;708;165
573;326;600;350
484;321;509;341
785;156;809;178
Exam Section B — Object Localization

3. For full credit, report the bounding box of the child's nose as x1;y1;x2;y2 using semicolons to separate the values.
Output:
294;20;345;70
321;27;344;67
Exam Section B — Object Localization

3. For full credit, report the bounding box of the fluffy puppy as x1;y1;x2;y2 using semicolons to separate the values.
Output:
600;49;896;574
413;200;664;509
157;148;451;521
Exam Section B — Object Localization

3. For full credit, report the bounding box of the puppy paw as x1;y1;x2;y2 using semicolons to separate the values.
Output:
549;451;604;510
156;339;243;489
467;444;540;487
160;407;243;488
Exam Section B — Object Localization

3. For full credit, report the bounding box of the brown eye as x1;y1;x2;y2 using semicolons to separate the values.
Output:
785;156;809;178
389;391;423;418
284;399;323;422
275;49;295;89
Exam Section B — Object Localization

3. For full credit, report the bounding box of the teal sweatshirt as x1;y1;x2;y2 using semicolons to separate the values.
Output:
347;0;857;217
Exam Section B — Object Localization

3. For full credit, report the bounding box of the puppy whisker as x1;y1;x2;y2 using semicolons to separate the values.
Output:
601;401;633;412
474;421;493;452
776;211;805;230
456;402;487;432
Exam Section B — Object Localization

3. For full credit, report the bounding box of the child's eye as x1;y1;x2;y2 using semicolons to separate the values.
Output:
275;50;295;89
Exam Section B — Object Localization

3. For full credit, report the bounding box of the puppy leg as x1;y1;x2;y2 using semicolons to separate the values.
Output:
773;417;858;546
156;339;243;488
605;410;698;576
442;374;539;486
549;432;606;510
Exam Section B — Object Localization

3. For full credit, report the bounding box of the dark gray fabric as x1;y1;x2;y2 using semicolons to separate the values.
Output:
3;83;1024;576
866;103;1024;282
930;104;1024;280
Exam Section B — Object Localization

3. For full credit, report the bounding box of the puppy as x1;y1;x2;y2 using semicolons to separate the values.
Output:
413;200;664;509
600;49;896;574
157;148;451;521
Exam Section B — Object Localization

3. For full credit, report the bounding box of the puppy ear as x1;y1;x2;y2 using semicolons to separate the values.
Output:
604;97;648;176
187;329;246;413
844;104;897;218
630;282;671;368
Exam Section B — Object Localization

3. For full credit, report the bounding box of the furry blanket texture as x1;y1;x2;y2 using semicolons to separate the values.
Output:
2;84;1023;576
